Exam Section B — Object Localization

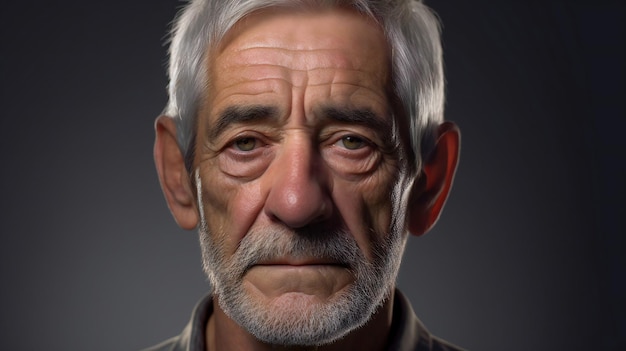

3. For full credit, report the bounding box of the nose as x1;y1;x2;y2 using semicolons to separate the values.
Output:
264;137;332;228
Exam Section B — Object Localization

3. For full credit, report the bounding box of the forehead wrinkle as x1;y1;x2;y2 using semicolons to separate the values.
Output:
225;47;358;72
223;69;386;93
213;82;388;122
206;9;392;143
217;77;384;92
217;65;386;92
224;64;377;76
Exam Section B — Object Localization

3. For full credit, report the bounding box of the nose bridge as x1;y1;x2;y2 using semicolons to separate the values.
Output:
264;133;332;228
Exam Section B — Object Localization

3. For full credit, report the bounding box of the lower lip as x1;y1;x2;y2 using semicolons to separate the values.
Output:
255;263;345;268
248;264;348;276
244;264;353;297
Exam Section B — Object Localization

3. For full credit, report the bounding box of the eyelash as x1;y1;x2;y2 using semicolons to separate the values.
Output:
232;136;259;151
224;131;376;155
335;134;369;150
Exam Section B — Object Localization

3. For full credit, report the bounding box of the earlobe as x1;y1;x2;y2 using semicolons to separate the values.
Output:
407;121;460;236
154;115;199;230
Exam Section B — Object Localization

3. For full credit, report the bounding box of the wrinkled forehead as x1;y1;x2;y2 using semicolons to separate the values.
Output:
201;7;393;124
210;6;390;73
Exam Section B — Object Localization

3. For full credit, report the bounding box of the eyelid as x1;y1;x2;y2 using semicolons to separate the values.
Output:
221;129;270;145
336;134;369;149
322;129;376;147
219;133;273;167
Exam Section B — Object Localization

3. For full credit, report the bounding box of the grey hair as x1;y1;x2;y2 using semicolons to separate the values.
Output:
164;0;444;173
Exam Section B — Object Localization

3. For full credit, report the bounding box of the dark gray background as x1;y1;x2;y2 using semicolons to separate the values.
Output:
1;1;624;350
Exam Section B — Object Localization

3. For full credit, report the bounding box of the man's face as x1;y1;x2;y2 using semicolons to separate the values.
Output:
193;8;411;346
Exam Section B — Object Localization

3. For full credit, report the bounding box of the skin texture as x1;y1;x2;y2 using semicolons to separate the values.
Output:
154;7;461;351
200;7;396;260
202;10;396;350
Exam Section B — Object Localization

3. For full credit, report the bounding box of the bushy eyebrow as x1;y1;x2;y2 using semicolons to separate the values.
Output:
209;105;278;140
208;105;392;141
321;107;392;140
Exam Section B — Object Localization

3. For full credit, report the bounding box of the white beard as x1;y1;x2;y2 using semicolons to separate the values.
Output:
194;170;407;346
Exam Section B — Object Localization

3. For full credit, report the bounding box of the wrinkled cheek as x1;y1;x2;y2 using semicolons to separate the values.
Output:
361;172;395;221
362;173;399;234
197;167;235;240
199;169;265;252
227;182;266;241
330;184;383;262
369;201;394;236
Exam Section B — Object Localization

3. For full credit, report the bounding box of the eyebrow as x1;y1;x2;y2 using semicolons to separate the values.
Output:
208;105;392;140
321;107;392;139
209;105;278;140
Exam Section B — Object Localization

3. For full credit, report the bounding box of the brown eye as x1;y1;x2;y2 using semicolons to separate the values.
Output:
339;135;366;150
234;137;257;151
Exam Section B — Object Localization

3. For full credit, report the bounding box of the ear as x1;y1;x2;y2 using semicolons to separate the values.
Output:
407;121;461;236
154;115;199;230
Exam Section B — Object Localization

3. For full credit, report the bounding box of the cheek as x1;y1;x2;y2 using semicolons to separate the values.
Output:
199;164;265;253
332;168;399;258
363;169;400;232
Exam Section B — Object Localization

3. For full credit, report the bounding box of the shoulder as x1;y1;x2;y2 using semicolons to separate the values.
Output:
139;294;213;351
391;289;467;351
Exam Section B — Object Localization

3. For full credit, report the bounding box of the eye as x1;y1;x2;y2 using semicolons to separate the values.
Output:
338;135;366;150
233;137;257;151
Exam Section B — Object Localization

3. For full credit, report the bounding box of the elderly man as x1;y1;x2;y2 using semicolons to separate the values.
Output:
147;0;462;350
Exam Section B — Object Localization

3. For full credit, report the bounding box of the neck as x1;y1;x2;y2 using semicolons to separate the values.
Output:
206;293;395;351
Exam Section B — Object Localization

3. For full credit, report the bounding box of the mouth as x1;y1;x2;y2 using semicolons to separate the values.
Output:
240;260;350;280
254;257;349;268
242;259;355;299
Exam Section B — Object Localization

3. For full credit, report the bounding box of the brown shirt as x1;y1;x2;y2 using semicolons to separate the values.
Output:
142;290;465;351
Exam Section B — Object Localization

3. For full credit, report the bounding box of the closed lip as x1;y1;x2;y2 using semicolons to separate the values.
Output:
255;258;347;267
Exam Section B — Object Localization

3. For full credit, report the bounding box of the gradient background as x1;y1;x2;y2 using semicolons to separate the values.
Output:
1;1;624;350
